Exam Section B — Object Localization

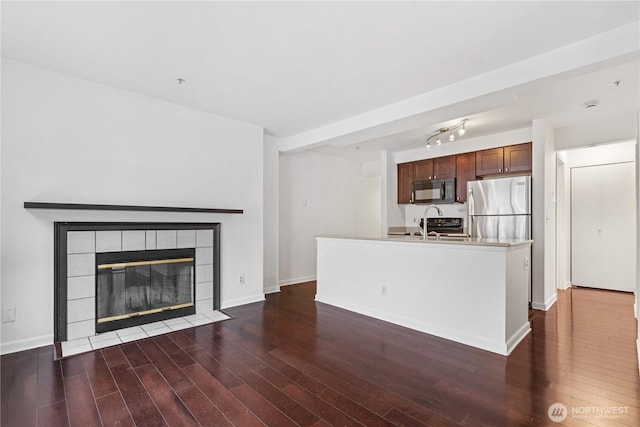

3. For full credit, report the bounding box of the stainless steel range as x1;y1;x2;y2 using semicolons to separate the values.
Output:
419;217;464;235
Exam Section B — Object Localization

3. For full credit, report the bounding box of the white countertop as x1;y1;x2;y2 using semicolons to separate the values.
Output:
316;234;533;248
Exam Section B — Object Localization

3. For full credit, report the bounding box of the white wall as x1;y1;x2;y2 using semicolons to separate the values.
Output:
263;135;280;294
562;140;636;167
381;150;404;233
355;175;381;237
278;150;380;285
555;112;638;150
1;59;265;353
531;119;557;310
555;154;570;290
635;111;639;373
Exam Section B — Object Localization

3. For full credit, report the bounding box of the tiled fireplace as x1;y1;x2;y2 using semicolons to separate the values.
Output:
54;223;221;345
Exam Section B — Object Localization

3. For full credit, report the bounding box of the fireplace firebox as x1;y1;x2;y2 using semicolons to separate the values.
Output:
95;248;196;333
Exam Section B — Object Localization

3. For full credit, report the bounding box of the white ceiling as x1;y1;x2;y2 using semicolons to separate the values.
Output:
2;1;639;162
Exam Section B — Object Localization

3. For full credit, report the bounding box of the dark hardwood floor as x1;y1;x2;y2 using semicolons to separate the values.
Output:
2;282;638;426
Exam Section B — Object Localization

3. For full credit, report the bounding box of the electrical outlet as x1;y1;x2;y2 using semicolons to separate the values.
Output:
381;286;388;296
2;307;16;323
238;274;245;285
524;256;530;270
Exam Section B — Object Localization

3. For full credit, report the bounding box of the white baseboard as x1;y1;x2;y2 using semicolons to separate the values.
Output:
263;286;280;294
1;334;53;355
221;294;265;309
505;322;532;355
279;275;316;287
531;292;558;311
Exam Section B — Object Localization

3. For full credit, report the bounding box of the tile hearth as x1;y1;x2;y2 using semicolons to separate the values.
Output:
61;309;229;357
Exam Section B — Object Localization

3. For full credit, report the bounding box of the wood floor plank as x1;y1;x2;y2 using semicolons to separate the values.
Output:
182;363;266;426
135;364;199;427
81;350;118;398
137;339;194;392
198;339;320;427
152;335;196;369
36;400;69;427
101;346;129;368
120;342;151;368
63;374;101;427
36;351;65;407
175;384;234;426
281;383;361;427
230;383;299;427
96;392;136;427
189;348;244;389
60;355;85;378
110;363;167;427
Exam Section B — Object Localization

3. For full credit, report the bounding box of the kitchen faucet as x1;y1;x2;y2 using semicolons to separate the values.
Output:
421;205;443;240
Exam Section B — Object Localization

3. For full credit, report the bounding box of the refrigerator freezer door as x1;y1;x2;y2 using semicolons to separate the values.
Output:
470;215;531;240
468;176;531;215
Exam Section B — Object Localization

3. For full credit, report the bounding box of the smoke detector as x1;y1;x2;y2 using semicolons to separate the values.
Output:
583;100;599;109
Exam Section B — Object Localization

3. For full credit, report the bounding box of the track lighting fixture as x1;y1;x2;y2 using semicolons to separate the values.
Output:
425;119;468;149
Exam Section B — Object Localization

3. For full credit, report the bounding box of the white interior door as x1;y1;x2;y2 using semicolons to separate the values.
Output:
571;162;636;292
571;166;603;288
601;162;636;292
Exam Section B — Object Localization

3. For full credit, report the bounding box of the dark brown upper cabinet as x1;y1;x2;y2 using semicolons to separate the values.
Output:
455;152;476;203
413;159;434;181
433;155;456;179
504;142;532;173
397;162;414;204
475;142;532;176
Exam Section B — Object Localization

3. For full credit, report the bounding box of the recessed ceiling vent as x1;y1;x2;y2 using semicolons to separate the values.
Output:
583;100;599;109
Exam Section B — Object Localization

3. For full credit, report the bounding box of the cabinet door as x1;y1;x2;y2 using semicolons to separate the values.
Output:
397;162;414;204
455;152;476;203
504;142;532;173
475;147;504;176
433;155;456;179
413;159;433;181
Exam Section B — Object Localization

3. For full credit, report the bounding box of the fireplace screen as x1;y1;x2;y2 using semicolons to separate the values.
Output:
95;248;195;332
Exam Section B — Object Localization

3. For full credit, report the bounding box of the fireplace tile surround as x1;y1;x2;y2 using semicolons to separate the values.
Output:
55;222;221;349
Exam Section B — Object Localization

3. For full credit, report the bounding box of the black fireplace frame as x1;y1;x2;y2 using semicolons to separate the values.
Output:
54;222;221;342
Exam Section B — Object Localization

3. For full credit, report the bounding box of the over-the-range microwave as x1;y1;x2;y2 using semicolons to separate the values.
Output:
412;178;456;204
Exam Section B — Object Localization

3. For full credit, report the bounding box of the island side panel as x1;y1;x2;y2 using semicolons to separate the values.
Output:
316;237;523;355
505;244;532;353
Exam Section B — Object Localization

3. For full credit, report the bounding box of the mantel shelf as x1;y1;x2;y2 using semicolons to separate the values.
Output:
24;202;243;215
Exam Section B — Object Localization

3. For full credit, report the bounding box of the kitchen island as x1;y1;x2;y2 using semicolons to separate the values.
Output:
315;235;532;356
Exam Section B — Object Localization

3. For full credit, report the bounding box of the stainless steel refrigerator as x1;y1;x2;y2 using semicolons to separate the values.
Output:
467;176;531;240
